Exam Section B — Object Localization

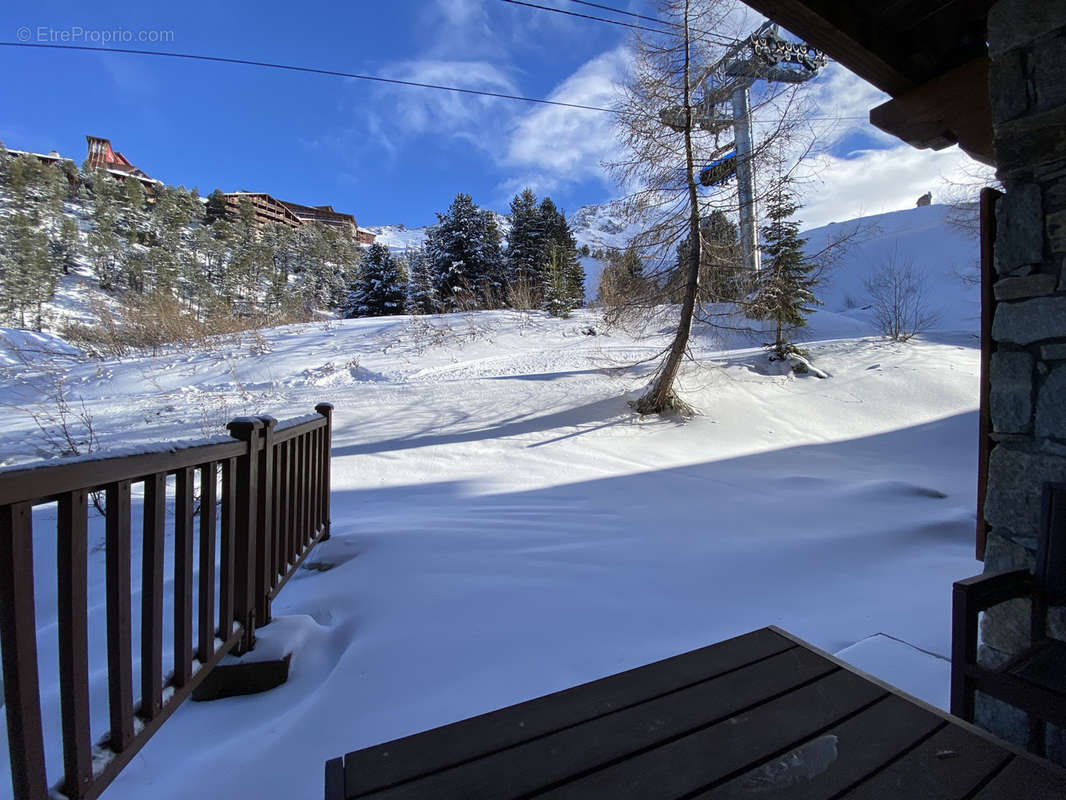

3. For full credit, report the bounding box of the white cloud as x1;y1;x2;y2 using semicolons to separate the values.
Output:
357;58;520;154
501;47;630;195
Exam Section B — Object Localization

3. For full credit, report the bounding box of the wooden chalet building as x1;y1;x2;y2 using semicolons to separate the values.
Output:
84;135;162;191
280;201;358;237
223;191;304;229
223;192;375;243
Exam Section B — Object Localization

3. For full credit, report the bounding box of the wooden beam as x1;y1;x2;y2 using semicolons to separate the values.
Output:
870;56;994;165
736;0;916;95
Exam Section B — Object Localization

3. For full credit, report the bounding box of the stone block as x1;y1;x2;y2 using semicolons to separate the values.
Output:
989;49;1030;123
990;350;1034;432
985;445;1066;537
978;643;1012;669
975;692;1029;747
994;184;1043;272
1032;33;1066;114
980;533;1034;659
1044;439;1066;457
994;273;1058;300
1048;180;1066;214
1042;343;1066;361
988;0;1066;59
983;528;1037;572
1036;363;1066;438
1050;209;1066;253
992;296;1066;344
191;652;291;702
996;104;1066;177
1050;606;1066;642
1048;724;1066;767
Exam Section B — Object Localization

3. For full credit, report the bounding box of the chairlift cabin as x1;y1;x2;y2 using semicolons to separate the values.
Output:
699;150;738;187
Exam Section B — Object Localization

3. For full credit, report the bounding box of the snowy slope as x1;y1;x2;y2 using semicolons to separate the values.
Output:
0;205;982;800
803;204;980;331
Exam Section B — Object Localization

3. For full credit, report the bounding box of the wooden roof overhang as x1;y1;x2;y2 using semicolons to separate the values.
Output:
741;0;996;164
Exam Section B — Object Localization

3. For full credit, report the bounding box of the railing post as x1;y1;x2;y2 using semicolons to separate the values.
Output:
255;416;277;626
226;416;263;655
0;502;48;800
315;403;334;541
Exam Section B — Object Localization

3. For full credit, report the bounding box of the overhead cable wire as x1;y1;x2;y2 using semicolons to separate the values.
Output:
0;41;867;121
500;0;743;46
498;0;674;35
0;41;620;113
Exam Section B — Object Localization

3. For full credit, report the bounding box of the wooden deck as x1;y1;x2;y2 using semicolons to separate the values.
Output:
325;627;1066;799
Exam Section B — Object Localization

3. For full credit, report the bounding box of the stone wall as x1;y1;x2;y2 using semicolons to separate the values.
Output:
978;0;1066;762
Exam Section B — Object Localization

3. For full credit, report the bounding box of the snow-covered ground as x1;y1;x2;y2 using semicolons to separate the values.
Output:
0;205;981;799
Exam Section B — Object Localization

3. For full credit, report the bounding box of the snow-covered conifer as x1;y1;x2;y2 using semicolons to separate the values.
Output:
344;242;405;317
749;179;819;358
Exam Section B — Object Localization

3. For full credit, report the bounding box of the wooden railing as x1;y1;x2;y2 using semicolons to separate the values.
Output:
0;403;333;800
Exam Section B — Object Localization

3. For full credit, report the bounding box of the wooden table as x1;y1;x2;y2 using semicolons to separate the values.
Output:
325;627;1066;799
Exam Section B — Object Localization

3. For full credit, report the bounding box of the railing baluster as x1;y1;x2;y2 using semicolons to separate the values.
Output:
227;418;263;653
277;444;284;581
255;417;276;625
304;433;312;548
141;473;165;721
304;432;314;547
58;490;92;798
298;434;308;551
314;427;323;534
219;457;236;641
287;438;298;567
198;462;217;662
105;480;134;752
316;403;333;540
174;468;194;686
0;501;47;800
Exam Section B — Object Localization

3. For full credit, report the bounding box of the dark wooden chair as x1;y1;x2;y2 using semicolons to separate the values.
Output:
952;482;1066;756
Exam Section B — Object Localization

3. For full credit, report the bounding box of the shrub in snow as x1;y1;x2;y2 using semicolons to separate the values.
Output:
864;252;940;342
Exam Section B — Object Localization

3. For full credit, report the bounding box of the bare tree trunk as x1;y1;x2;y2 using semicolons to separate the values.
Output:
635;0;702;415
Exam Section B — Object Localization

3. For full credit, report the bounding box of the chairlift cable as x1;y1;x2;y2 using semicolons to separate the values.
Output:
0;41;866;122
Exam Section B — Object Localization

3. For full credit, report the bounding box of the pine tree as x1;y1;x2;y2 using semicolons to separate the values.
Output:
87;170;124;290
426;193;484;311
204;189;228;225
406;247;437;313
542;244;571;317
145;185;191;294
344;242;405;317
1;212;53;329
53;215;80;276
668;210;741;304
749;180;819;359
564;249;586;310
474;209;505;308
505;188;543;307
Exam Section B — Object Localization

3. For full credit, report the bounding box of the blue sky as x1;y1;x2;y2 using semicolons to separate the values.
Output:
1;0;984;229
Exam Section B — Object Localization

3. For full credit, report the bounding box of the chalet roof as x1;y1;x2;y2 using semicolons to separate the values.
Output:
740;0;995;163
279;200;358;226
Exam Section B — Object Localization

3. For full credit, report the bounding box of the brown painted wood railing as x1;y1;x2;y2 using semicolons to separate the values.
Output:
0;403;333;800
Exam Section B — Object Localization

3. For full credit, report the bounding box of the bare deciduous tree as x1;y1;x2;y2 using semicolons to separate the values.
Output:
605;0;818;414
864;250;940;341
